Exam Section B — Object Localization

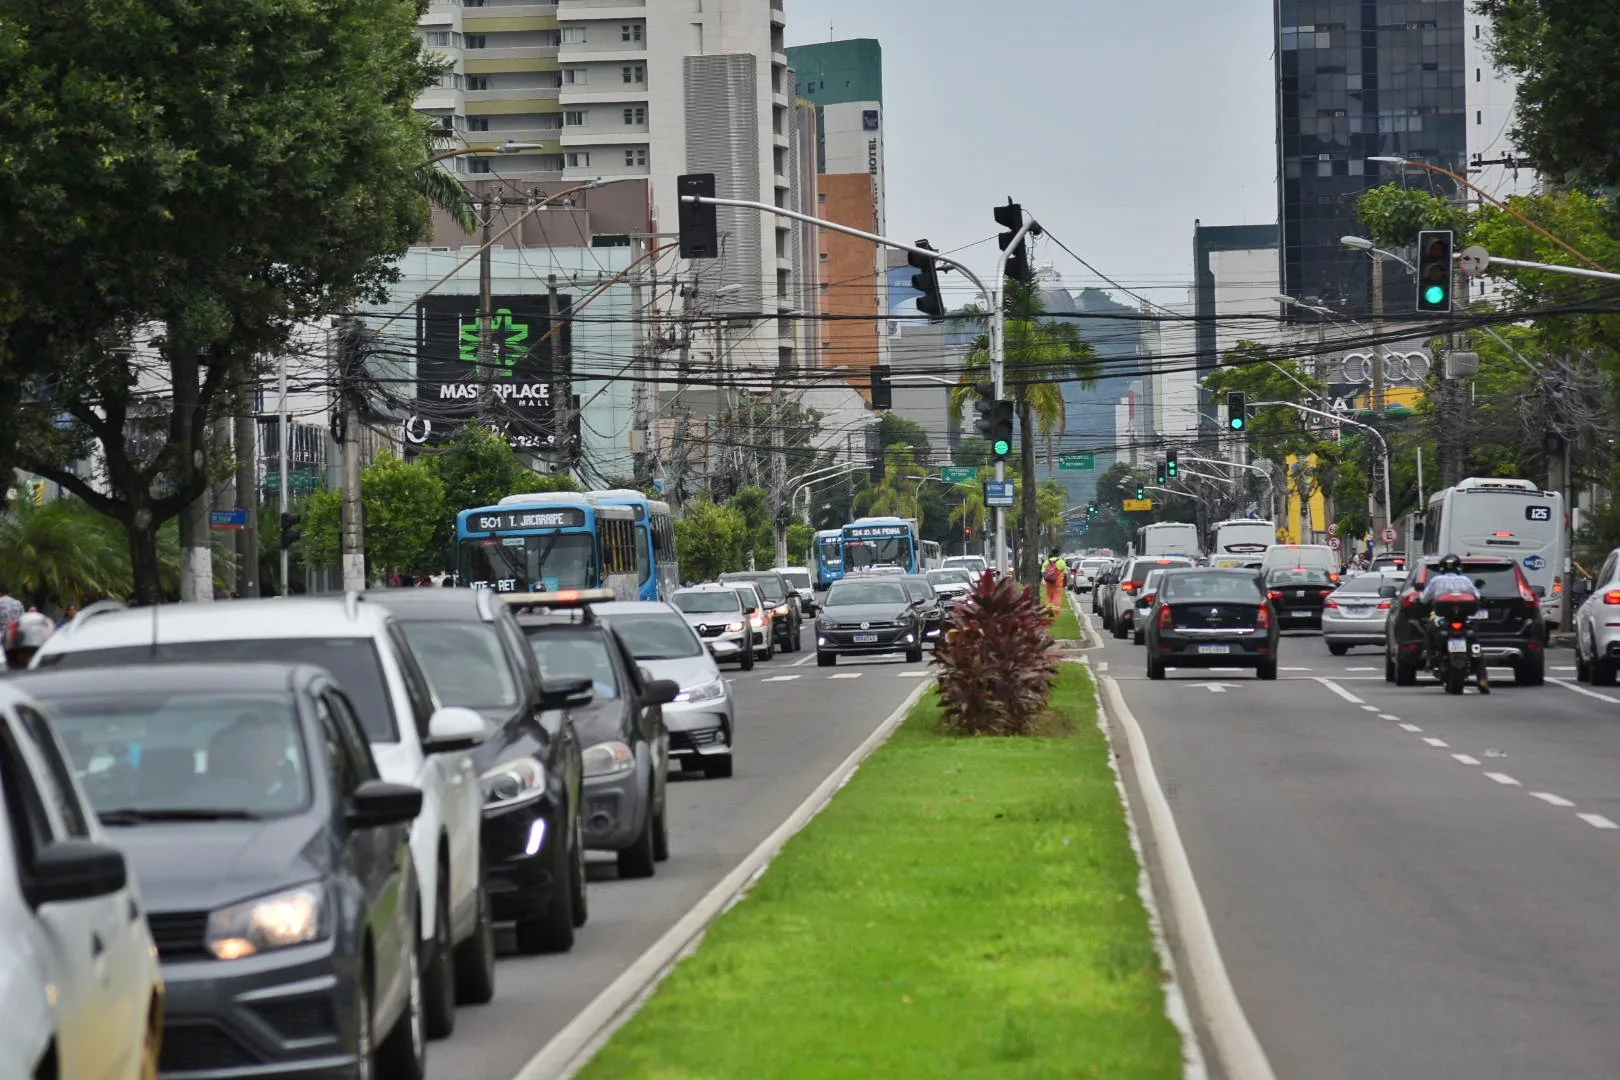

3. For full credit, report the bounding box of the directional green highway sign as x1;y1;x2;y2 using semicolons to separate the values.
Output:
940;466;979;483
1057;453;1096;471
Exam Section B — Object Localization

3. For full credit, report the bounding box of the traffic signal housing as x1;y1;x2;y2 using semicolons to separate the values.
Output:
870;364;892;411
1134;484;1146;501
1166;449;1179;478
280;512;302;550
971;380;996;441
993;199;1032;284
1416;229;1454;313
676;173;718;259
908;240;945;319
1155;459;1167;484
988;400;1015;459
1226;391;1248;432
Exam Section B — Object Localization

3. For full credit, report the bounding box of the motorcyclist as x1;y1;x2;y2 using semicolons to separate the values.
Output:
3;611;55;671
1418;554;1489;694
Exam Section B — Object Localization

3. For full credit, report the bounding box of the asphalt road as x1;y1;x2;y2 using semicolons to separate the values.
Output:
1091;607;1620;1080
431;625;932;1080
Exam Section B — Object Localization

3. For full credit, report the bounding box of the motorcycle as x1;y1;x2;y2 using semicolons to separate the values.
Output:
1427;593;1484;695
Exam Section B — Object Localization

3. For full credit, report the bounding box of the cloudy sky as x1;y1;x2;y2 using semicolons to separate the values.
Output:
785;0;1279;307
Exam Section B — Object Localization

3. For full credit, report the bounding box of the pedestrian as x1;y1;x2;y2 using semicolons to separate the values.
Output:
0;583;22;636
1041;548;1068;614
56;603;80;629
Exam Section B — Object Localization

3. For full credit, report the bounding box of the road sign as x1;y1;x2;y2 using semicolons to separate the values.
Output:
1327;521;1339;537
941;466;978;483
1122;498;1152;512
984;480;1015;508
1458;244;1490;277
210;508;248;530
1057;453;1096;471
1328;536;1341;551
1381;526;1397;544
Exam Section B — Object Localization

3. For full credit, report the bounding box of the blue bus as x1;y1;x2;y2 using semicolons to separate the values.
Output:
813;529;845;590
456;492;640;598
588;489;680;601
841;516;919;574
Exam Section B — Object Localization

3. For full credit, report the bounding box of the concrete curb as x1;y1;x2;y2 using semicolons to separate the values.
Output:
512;678;935;1080
1096;665;1278;1080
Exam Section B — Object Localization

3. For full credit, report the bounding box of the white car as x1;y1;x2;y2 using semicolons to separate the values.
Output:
1109;556;1193;639
0;681;164;1079
1069;557;1111;594
941;555;987;584
34;596;492;1040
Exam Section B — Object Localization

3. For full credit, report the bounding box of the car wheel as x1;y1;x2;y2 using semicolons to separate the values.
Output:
422;880;455;1039
617;784;657;879
1596;659;1619;687
375;923;426;1080
452;871;496;1006
1146;655;1165;680
1444;666;1466;695
1394;655;1418;686
763;635;775;661
703;753;734;779
1132;627;1144;646
739;645;754;671
817;651;836;667
1575;645;1591;682
1516;652;1546;687
514;839;576;954
905;645;924;663
1384;650;1396;682
1327;642;1348;656
1112;618;1127;640
1257;660;1278;681
652;795;670;863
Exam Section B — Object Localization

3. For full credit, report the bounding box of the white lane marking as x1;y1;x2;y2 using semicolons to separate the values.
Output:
1378;713;1401;721
826;672;861;680
1553;665;1576;672
1360;705;1380;712
1345;666;1377;672
1097;661;1110;672
1484;772;1521;786
1577;813;1620;830
897;671;932;678
760;675;801;683
791;653;817;667
1313;677;1365;705
1452;754;1481;765
1281;666;1313;672
1399;723;1423;732
1423;737;1450;748
1531;792;1576;807
1197;682;1239;693
1554;680;1620;705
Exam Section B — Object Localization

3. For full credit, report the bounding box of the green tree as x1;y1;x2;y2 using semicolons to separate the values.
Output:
0;497;131;607
0;0;441;601
1355;184;1469;251
675;500;748;581
950;280;1098;583
952;437;990;468
300;454;446;581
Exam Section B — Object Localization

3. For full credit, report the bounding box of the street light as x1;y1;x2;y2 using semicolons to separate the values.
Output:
427;140;545;165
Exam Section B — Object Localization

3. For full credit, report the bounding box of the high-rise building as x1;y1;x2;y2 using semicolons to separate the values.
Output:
1465;9;1536;202
1274;1;1469;315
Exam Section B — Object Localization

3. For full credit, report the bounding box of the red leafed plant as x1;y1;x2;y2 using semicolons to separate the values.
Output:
931;570;1058;736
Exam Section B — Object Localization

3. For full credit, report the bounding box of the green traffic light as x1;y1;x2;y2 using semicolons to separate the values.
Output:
1229;417;1245;431
1424;284;1447;305
992;439;1011;456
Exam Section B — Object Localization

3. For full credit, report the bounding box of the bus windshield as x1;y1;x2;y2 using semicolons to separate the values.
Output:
817;535;843;566
845;537;911;570
459;532;596;593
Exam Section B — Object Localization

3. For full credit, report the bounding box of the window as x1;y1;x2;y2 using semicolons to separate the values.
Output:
622;107;645;125
388;626;439;740
467;76;490;91
465;34;486;49
400;622;520;711
423;30;454;47
624;147;646;166
566;151;590;168
622;23;643;42
315;694;364;798
563;68;587;85
817;192;827;203
467;117;489;132
622;64;644;84
564;109;588;126
1477;110;1483;125
0;720;55;865
438;72;462;89
15;707;89;838
326;691;380;782
469;158;491;174
560;26;586;45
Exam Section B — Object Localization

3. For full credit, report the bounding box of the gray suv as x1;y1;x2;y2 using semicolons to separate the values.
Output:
671;585;754;670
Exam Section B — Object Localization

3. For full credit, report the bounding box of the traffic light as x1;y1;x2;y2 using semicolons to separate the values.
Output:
1087;502;1098;516
908;240;945;319
988;400;1015;459
676;173;718;259
1134;484;1146;500
994;199;1032;284
971;379;996;441
1155;459;1167;484
870;364;892;410
1166;449;1179;478
1226;391;1247;432
1416;229;1454;313
280;512;302;550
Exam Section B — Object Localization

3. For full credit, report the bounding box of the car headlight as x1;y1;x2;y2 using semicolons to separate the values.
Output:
725;620;745;633
773;604;790;616
206;883;326;960
675;678;726;704
582;740;635;778
480;756;547;809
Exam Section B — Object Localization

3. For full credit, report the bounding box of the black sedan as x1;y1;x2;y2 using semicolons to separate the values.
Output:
815;578;926;666
15;663;428;1079
899;574;947;645
1144;569;1279;680
1263;566;1338;629
368;587;586;955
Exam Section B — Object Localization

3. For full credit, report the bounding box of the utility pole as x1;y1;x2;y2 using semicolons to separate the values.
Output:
667;284;697;502
548;274;571;466
476;193;501;420
278;350;291;595
234;410;258;598
1369;254;1389;544
337;317;366;593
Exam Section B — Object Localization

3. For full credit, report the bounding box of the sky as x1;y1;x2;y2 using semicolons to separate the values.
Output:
784;0;1279;309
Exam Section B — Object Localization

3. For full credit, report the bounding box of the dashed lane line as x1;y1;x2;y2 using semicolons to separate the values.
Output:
759;675;801;683
790;653;817;667
1345;666;1377;672
1360;705;1380;712
1378;713;1401;721
826;672;861;680
1484;772;1522;786
1577;813;1620;830
1422;737;1450;748
1452;754;1482;766
1313;677;1366;705
897;671;932;678
1399;723;1423;732
1531;792;1576;808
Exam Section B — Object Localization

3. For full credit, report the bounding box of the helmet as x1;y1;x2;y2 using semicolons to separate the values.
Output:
6;611;54;651
1439;553;1462;574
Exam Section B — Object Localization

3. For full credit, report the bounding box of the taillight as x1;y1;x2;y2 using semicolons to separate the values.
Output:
1158;604;1174;628
1329;572;1340;583
1141;593;1156;605
1517;578;1537;605
1267;589;1283;601
1318;588;1334;597
1378;599;1392;610
1403;593;1419;609
1450;620;1465;631
1324;598;1339;609
1605;590;1620;605
1121;581;1138;593
1256;603;1272;629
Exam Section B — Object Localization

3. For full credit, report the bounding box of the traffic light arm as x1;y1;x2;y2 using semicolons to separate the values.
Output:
1464;250;1620;284
1250;399;1392;519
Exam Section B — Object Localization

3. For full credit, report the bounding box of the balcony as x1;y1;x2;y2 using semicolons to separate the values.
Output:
463;3;558;19
464;86;562;103
463;45;559;61
770;0;785;25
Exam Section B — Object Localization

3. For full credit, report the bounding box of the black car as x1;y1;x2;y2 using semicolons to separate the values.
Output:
1384;556;1548;686
366;587;587;955
1144;569;1280;680
1263;566;1338;629
16;663;429;1079
898;574;946;645
719;571;802;652
816;577;926;666
513;593;679;879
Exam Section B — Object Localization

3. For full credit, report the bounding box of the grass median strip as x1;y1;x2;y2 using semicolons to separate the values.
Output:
579;665;1181;1080
1051;602;1081;643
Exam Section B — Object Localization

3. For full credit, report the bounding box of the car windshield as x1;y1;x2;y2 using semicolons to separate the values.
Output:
1426;564;1525;597
826;581;908;606
458;531;595;593
43;689;310;818
399;621;518;710
673;592;741;615
778;570;811;591
901;579;933;602
42;639;396;741
607;613;703;660
729;588;760;612
927;569;972;587
525;630;619;700
1131;560;1189;584
943;557;984;571
1163;573;1262;600
1267;567;1335;586
725;575;785;602
1141;571;1165;593
1334;576;1393;596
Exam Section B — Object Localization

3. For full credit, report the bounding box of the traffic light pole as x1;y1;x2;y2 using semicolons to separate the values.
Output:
1251;400;1393;548
991;214;1038;577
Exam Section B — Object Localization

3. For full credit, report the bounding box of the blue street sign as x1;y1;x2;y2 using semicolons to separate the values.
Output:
210;508;248;530
984;480;1015;508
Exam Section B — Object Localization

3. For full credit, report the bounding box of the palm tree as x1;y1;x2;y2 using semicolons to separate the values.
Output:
421;125;480;234
949;279;1098;584
0;498;131;607
948;482;986;555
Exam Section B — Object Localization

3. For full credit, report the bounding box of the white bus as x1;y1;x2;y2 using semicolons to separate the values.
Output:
1209;519;1276;566
1424;477;1566;624
1135;522;1201;559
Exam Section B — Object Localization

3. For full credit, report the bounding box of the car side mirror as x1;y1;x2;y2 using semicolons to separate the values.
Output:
641;677;681;706
423;705;487;754
346;780;424;829
24;839;127;908
539;675;594;711
1378;585;1397;598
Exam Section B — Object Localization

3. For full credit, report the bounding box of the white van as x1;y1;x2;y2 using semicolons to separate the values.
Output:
1260;543;1339;578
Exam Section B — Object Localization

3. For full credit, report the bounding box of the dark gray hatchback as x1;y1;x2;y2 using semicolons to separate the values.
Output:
14;663;427;1080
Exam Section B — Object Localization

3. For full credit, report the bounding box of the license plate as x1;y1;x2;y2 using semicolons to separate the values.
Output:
1342;605;1366;614
1469;610;1489;620
1197;644;1231;655
852;633;878;643
1447;638;1468;653
1290;609;1313;617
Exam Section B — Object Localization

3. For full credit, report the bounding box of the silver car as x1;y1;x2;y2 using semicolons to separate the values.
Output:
1575;547;1620;685
773;566;818;617
1320;572;1401;654
671;585;754;671
925;567;974;611
592;602;736;780
1132;568;1169;644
